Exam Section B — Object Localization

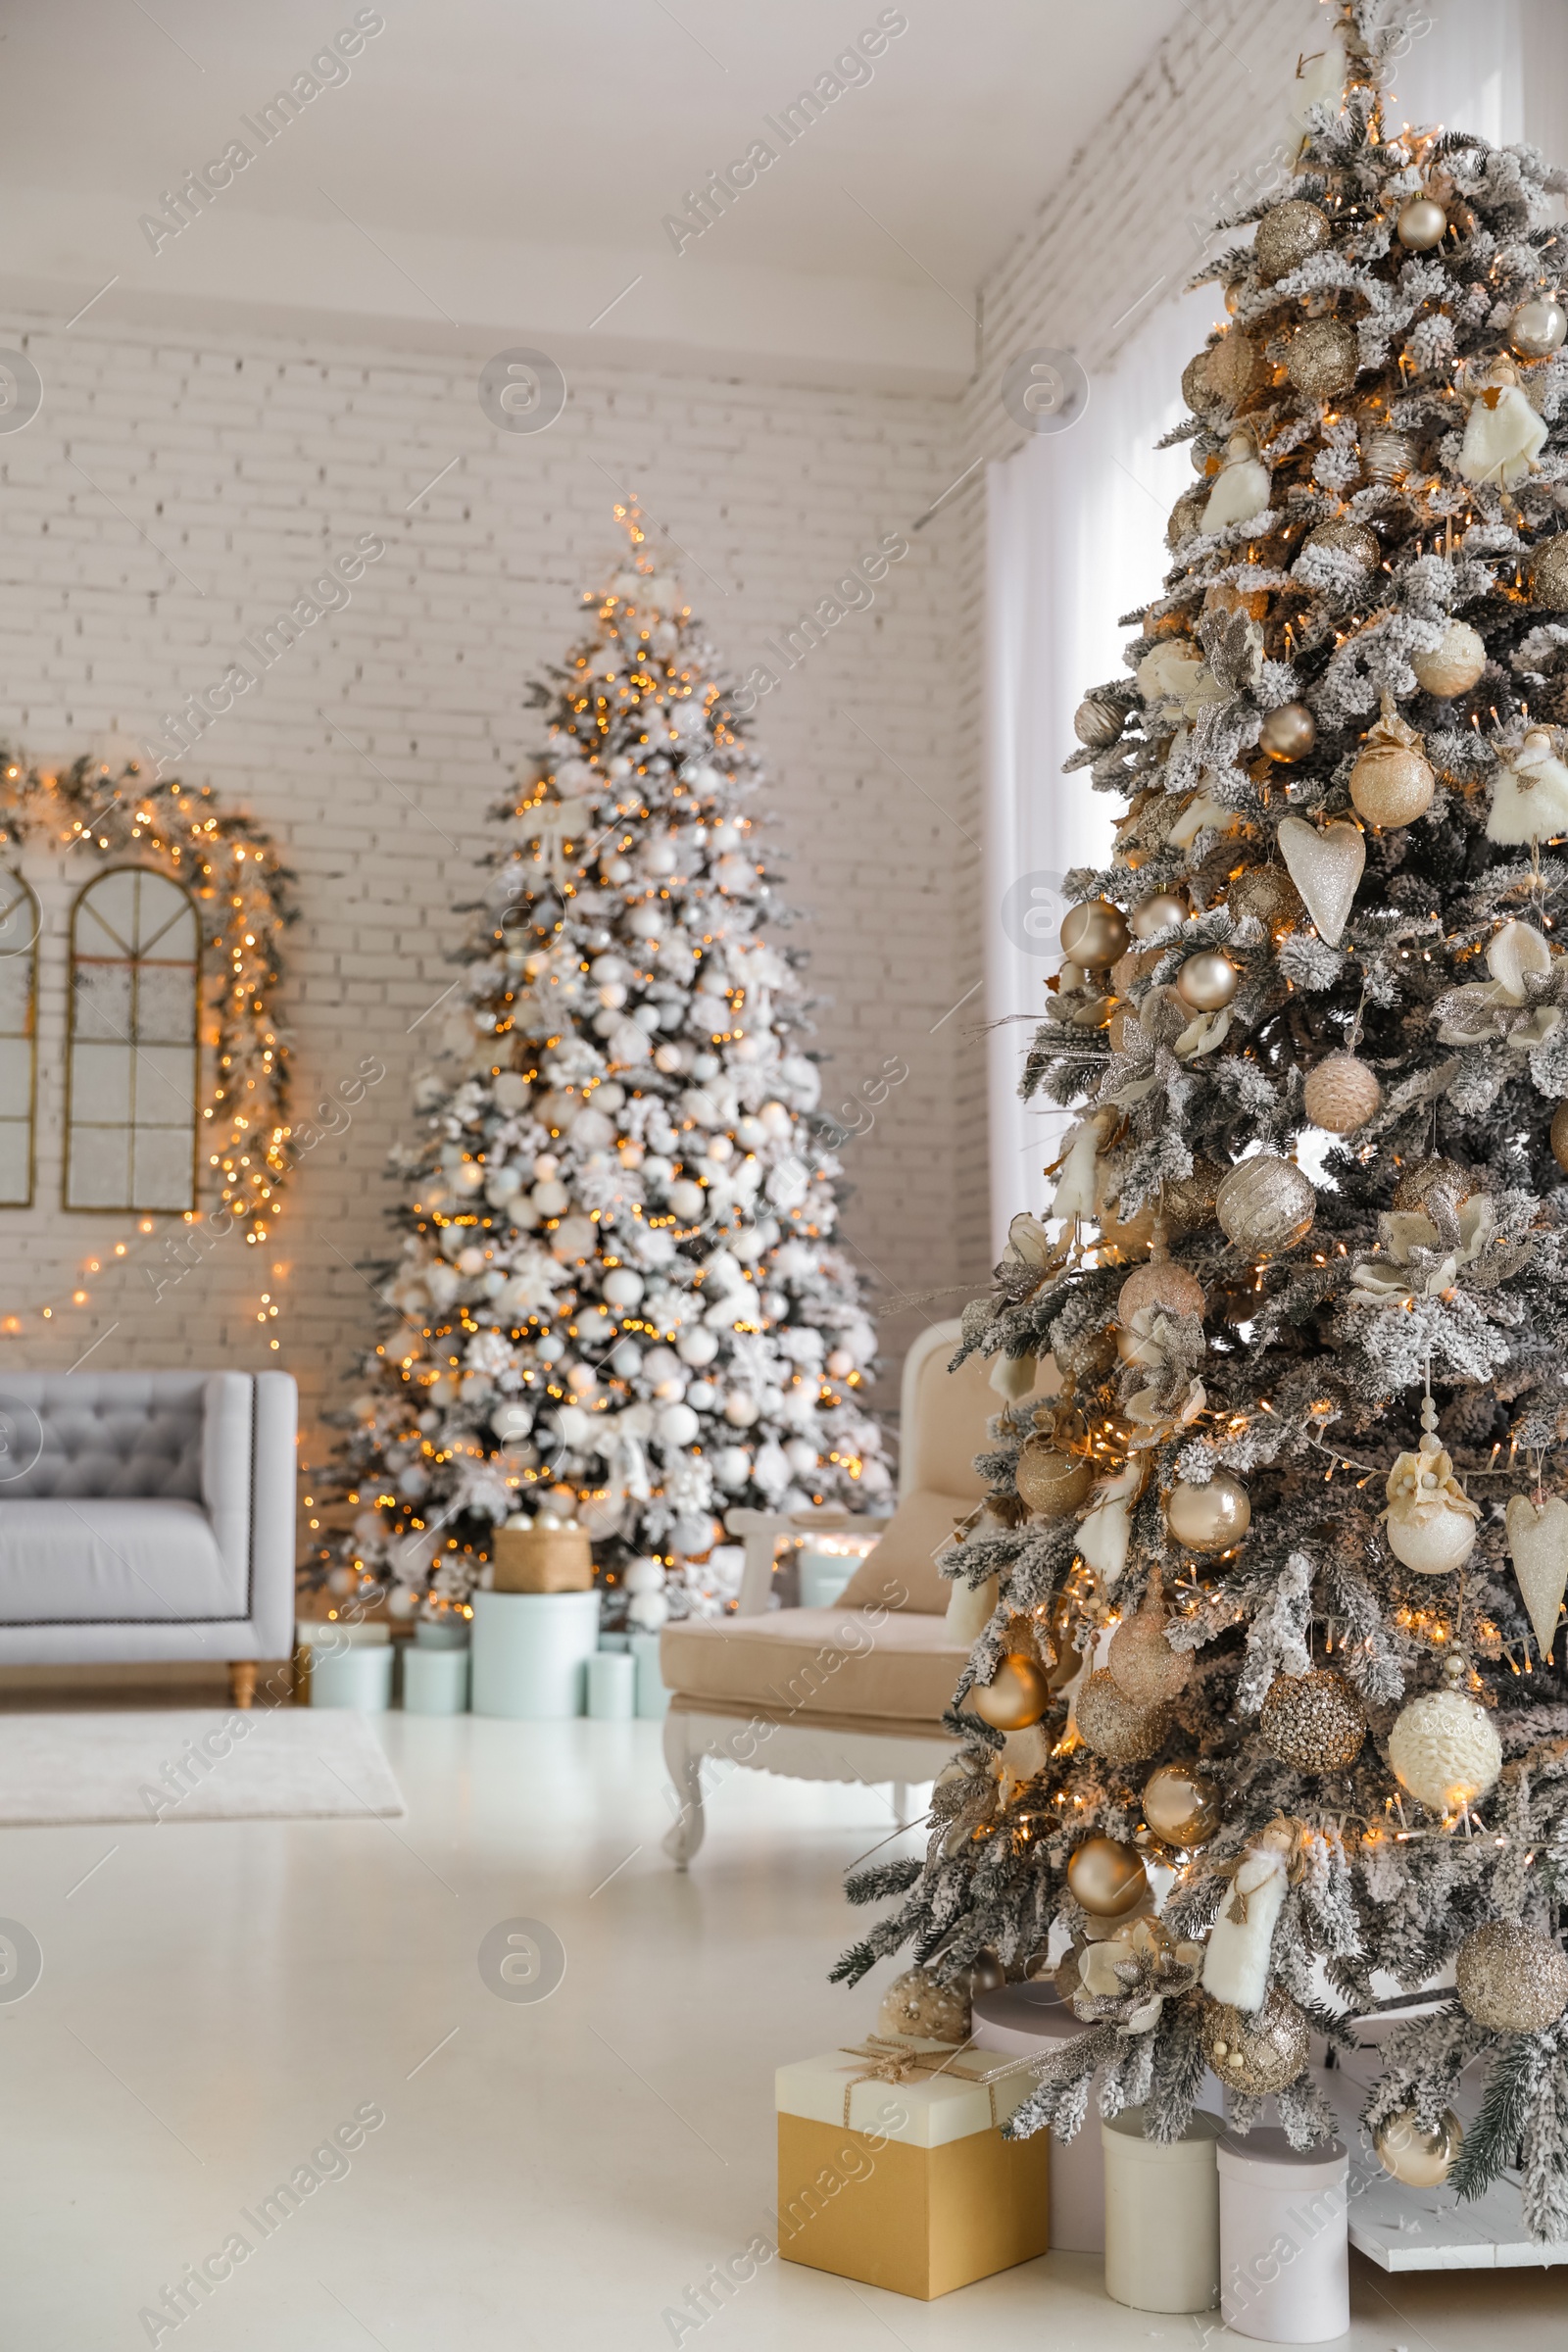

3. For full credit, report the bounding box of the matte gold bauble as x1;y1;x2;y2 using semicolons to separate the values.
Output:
1392;1155;1473;1214
1259;702;1317;761
1531;536;1568;610
1175;951;1239;1011
1288;316;1358;399
1227;865;1304;931
1117;1257;1205;1325
1074;1669;1170;1765
1074;693;1124;750
1412;619;1487;698
971;1651;1052;1732
1455;1919;1568;2033
1396;194;1447;250
1202;1983;1309;2093
1129;891;1188;941
1216;1153;1316;1253
1255;200;1331;280
1166;1470;1250;1553
1389;1689;1502;1813
1363;427;1413;484
1552;1100;1568;1171
1107;1576;1191;1707
1302;517;1380;574
1060;899;1130;968
877;1966;970;2045
1066;1836;1149;1918
1349;710;1434;827
1374;2107;1463;2187
1260;1667;1367;1771
1206;331;1259;408
1015;1437;1094;1518
1162;1156;1225;1231
1511;295;1568;360
1303;1052;1382;1135
1142;1761;1222;1848
1182;350;1222;415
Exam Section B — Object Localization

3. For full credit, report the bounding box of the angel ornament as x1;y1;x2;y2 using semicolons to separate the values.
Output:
1458;360;1547;489
1201;430;1273;532
1487;728;1568;845
1201;1817;1309;2012
1381;1397;1482;1574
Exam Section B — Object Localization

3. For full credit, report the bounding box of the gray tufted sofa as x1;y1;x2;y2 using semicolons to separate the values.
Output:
0;1371;296;1701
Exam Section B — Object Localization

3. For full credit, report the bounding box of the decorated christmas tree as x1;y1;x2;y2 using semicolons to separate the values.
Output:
838;4;1568;2240
330;511;887;1627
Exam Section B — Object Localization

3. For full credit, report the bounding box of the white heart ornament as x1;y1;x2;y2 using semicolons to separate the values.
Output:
1505;1493;1568;1657
1277;816;1366;947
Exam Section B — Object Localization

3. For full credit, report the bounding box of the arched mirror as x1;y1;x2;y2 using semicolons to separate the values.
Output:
67;867;199;1211
0;870;39;1206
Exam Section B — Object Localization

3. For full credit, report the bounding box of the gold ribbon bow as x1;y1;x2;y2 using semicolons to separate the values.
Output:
835;2035;1037;2130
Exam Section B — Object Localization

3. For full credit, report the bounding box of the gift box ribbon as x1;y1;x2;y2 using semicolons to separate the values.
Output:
835;2035;1038;2130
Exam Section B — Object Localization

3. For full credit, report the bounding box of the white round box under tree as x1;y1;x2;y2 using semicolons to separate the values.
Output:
402;1642;469;1716
1217;2128;1348;2343
1102;2108;1223;2312
309;1642;394;1711
469;1589;602;1719
971;1983;1104;2252
587;1648;636;1720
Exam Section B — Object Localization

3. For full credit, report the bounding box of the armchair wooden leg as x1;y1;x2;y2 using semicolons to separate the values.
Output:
227;1660;258;1710
661;1710;707;1870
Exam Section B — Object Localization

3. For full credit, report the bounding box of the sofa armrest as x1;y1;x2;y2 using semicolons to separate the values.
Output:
202;1373;254;1587
249;1371;298;1657
724;1506;892;1617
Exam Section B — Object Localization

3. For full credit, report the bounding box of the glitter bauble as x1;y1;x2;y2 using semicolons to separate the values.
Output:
1176;951;1239;1011
1117;1258;1206;1325
1277;814;1365;946
1060;899;1130;967
1167;488;1208;548
1207;332;1259;407
1074;693;1124;750
971;1651;1052;1733
1412;619;1487;698
877;1966;970;2045
1202;1983;1309;2093
1075;1669;1170;1765
1216;1154;1315;1253
1259;702;1317;761
1396;195;1447;250
1511;296;1568;360
1390;1690;1502;1813
1349;713;1435;827
1301;517;1380;574
1531;536;1568;610
1455;1919;1568;2033
1142;1761;1222;1848
1107;1585;1191;1707
1129;891;1188;941
1183;351;1222;415
1066;1836;1149;1918
1375;2107;1463;2187
1166;1471;1250;1554
1363;427;1413;484
1255;200;1331;280
1392;1155;1473;1214
1227;865;1304;931
1162;1157;1225;1231
1260;1668;1367;1771
1303;1052;1382;1135
1288;316;1359;399
1015;1437;1094;1518
1552;1101;1568;1172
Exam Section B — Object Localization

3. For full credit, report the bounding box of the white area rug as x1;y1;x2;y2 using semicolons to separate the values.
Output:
0;1708;405;1826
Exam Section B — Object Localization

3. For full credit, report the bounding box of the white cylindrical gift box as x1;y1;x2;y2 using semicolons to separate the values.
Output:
469;1589;601;1719
587;1648;637;1720
309;1642;394;1711
1102;2108;1223;2313
402;1642;469;1715
972;1984;1103;2252
797;1546;863;1607
628;1630;669;1720
1217;2129;1348;2343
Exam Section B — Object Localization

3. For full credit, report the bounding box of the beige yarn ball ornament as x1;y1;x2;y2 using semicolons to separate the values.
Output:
1260;1668;1367;1771
1216;1154;1315;1254
1015;1437;1094;1518
877;1966;970;2045
1202;1983;1309;2093
1349;708;1435;827
1455;1919;1568;2033
1389;1689;1503;1813
1255;200;1331;281
1531;536;1568;611
1303;1052;1382;1135
1288;317;1358;399
1412;620;1487;699
1075;1669;1170;1766
1107;1573;1191;1707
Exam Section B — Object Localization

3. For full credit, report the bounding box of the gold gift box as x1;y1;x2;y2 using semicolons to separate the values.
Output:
491;1525;593;1593
775;2040;1050;2300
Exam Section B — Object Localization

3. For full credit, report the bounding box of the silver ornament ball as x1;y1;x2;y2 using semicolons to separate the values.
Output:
1455;1919;1568;2034
1129;892;1188;941
1260;702;1316;761
1511;295;1568;361
1165;1470;1250;1554
1396;195;1447;251
1175;951;1239;1012
1216;1154;1316;1254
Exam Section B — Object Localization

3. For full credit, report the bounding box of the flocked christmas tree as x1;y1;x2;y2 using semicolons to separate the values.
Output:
331;510;888;1628
839;5;1568;2239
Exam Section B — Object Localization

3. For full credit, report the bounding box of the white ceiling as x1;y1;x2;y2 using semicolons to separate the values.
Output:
1;0;1185;387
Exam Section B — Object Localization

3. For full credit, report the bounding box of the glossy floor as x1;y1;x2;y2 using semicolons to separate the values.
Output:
0;1712;1560;2349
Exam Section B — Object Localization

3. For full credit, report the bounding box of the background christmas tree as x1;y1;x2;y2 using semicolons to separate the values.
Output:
330;511;888;1628
839;2;1568;2240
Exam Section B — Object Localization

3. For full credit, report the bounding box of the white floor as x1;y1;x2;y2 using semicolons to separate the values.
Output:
0;1713;1561;2349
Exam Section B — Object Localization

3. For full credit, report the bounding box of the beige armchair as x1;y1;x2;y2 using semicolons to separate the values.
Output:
658;1319;995;1867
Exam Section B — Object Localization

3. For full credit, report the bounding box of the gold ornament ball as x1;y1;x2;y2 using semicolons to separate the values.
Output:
1175;951;1239;1012
1066;1836;1149;1919
1202;1983;1310;2094
1074;1669;1170;1766
1393;1155;1473;1214
1207;332;1259;408
1142;1762;1223;1848
1167;488;1208;549
1255;200;1331;281
1374;2107;1463;2188
1118;1257;1206;1325
1129;891;1188;941
1455;1919;1568;2034
1412;620;1487;699
1108;1604;1191;1708
1260;1667;1367;1771
1511;295;1567;360
1166;1470;1251;1553
877;1966;970;2045
1163;1156;1226;1231
1551;1101;1568;1172
1015;1436;1094;1518
1396;195;1448;250
1288;316;1359;399
971;1651;1052;1733
1060;899;1130;968
1216;1153;1316;1253
1302;517;1381;575
1350;735;1435;828
1363;427;1413;484
1260;702;1317;762
1303;1052;1383;1135
1182;350;1222;415
1389;1689;1503;1813
1227;866;1304;931
1531;536;1568;611
1074;693;1124;751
